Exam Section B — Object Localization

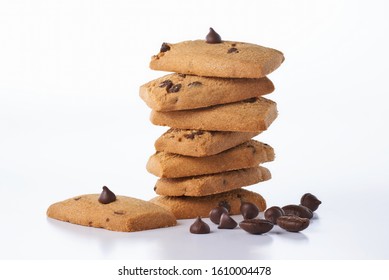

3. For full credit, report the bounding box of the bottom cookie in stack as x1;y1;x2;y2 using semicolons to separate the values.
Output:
147;129;274;219
151;188;267;220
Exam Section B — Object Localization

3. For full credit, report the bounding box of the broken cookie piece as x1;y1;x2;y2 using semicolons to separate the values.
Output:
47;192;176;232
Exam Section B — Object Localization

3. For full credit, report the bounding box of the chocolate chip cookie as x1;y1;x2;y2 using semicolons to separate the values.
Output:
140;73;274;111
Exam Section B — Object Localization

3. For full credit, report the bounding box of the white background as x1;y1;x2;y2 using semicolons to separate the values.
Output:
1;0;389;260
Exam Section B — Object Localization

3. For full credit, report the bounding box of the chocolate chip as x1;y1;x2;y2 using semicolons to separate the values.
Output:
300;193;322;212
74;197;81;201
98;186;116;204
240;202;259;219
239;219;274;234
159;79;173;91
205;27;222;44
178;73;186;78
231;43;237;47
282;204;313;219
160;42;170;52
264;206;285;224
218;213;237;229
190;217;210;234
188;81;202;87
184;130;205;139
277;215;310;232
227;47;239;53
209;206;229;224
184;134;195;140
168;83;182;93
114;210;125;215
106;218;110;222
218;201;231;212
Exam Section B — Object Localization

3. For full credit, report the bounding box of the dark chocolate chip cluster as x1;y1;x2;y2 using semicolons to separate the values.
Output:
158;78;202;94
158;79;182;93
183;130;204;140
189;193;321;235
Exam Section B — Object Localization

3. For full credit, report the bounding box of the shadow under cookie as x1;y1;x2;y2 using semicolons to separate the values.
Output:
150;188;266;220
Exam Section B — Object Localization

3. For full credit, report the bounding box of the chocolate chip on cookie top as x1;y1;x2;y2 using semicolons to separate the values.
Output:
98;186;116;204
160;42;171;52
206;27;222;44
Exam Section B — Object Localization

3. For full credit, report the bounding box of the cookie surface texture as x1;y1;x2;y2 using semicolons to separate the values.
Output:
150;40;284;78
150;188;267;219
47;195;177;232
147;140;275;178
155;166;271;197
155;129;260;157
150;97;278;132
140;73;274;111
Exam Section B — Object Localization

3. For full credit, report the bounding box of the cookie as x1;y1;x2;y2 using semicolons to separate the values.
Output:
139;73;274;111
47;195;177;232
150;188;267;219
155;129;260;157
150;40;284;78
150;97;277;132
154;166;271;197
146;140;274;178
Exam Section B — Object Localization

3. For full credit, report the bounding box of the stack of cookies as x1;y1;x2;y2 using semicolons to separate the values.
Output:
140;28;284;219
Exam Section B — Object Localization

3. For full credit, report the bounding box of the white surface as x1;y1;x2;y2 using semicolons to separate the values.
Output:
1;0;389;260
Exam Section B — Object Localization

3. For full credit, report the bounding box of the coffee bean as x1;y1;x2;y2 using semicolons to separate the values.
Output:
227;47;239;53
98;186;116;204
282;204;313;219
190;217;210;234
205;27;222;44
209;206;228;224
239;219;274;234
264;206;285;224
160;42;170;52
301;193;322;211
277;215;310;232
218;213;237;229
168;83;182;93
240;202;259;219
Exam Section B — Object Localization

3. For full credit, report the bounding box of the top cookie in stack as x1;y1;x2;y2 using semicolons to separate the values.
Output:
140;28;284;219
